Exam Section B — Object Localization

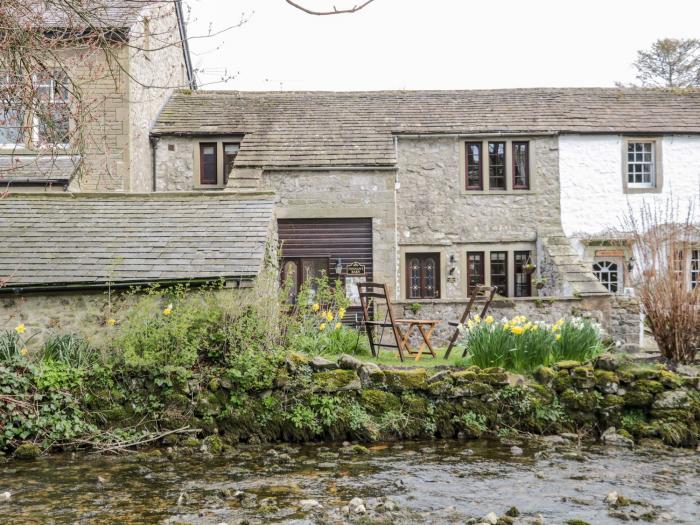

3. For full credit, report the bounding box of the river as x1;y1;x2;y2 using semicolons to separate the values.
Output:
1;439;698;524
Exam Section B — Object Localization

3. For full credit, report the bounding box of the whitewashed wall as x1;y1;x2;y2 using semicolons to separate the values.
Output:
559;134;700;254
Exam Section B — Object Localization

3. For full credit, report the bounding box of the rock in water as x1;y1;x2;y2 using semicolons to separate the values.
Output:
510;446;524;456
177;492;187;506
604;491;619;505
1;491;10;502
601;427;634;448
348;497;366;514
482;511;499;524
299;499;322;510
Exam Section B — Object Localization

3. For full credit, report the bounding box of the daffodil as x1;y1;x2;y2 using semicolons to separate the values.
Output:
473;315;481;323
15;323;25;334
20;347;28;357
556;334;561;341
312;303;320;312
106;318;117;327
511;326;524;335
338;307;346;318
319;323;327;331
334;322;342;330
326;311;334;322
163;303;173;316
485;315;494;325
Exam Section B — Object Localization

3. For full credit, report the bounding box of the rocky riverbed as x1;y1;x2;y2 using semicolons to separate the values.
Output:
1;439;699;524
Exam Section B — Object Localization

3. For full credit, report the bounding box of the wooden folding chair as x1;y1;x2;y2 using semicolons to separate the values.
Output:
357;282;407;361
443;285;498;359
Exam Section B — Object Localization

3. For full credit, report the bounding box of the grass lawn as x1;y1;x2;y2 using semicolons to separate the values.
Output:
360;346;471;368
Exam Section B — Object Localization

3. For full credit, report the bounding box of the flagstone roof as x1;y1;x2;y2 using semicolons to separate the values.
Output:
0;193;274;289
0;155;81;184
152;88;700;168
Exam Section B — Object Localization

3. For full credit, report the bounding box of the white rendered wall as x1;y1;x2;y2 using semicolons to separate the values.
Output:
559;134;700;255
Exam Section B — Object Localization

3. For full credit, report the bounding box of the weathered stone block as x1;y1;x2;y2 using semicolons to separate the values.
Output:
312;370;361;393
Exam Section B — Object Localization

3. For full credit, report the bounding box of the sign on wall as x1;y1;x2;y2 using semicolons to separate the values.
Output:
345;262;366;275
595;249;625;258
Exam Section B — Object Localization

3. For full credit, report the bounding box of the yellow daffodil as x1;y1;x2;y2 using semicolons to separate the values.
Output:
163;303;173;316
319;323;327;331
334;322;342;330
485;315;494;325
473;315;481;323
467;319;475;330
531;324;539;331
338;307;346;318
556;334;561;341
312;303;320;312
511;326;524;335
20;347;28;357
524;322;532;331
326;311;334;322
15;323;25;334
106;318;117;327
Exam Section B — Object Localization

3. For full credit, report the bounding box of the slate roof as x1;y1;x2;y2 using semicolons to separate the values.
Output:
0;193;274;289
0;155;81;183
152;88;700;168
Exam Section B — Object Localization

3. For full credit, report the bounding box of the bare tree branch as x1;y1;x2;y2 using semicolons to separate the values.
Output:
285;0;375;16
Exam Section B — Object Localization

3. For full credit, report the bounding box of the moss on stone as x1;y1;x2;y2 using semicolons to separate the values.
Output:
382;369;428;392
451;370;479;384
360;388;402;415
526;382;555;402
427;380;453;397
479;370;510;386
635;379;665;395
533;366;556;386
623;389;654;408
14;443;41;460
312;369;361;393
553;360;581;370
560;389;600;412
658;370;684;389
182;437;201;448
203;435;224;454
552;370;573;393
451;382;494;398
624;366;659;381
601;394;625;409
594;370;618;387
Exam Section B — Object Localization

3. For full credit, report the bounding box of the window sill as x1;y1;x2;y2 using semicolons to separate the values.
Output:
623;185;662;194
460;189;537;196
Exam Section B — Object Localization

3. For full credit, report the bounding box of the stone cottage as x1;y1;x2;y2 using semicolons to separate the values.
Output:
146;88;700;343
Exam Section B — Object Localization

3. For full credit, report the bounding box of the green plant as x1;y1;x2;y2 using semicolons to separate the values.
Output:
410;303;422;315
454;411;487;437
40;333;96;369
0;330;22;363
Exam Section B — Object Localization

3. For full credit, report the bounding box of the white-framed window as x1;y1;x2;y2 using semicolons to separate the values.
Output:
593;260;620;293
627;141;654;188
0;72;24;147
691;249;699;290
33;72;70;147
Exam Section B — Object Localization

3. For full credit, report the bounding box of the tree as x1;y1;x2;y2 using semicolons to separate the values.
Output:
633;38;700;88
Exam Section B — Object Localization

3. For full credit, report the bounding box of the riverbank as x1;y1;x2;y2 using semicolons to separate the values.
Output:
2;349;699;460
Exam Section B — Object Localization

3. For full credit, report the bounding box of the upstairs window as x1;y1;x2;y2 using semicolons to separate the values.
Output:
223;142;240;185
465;142;483;190
488;142;506;190
627;142;654;188
34;72;70;146
199;143;217;185
691;249;699;290
0;73;24;146
512;142;530;190
406;253;440;299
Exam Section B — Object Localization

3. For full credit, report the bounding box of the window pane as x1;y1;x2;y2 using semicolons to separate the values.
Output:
200;143;217;184
592;260;619;293
35;73;70;145
488;142;506;190
512;142;529;189
408;257;422;299
466;142;482;189
467;252;485;294
0;73;24;144
627;142;654;187
514;250;532;297
406;253;440;299
490;251;508;296
223;142;239;185
691;249;699;290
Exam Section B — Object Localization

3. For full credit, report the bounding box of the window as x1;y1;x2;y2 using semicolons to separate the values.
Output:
34;73;70;146
488;142;506;190
512;142;529;190
281;257;329;303
691;249;699;290
223;142;240;185
593;260;619;293
0;73;24;146
465;142;483;190
199;143;218;185
627;141;654;188
406;253;440;299
514;250;532;297
490;251;508;296
466;252;485;294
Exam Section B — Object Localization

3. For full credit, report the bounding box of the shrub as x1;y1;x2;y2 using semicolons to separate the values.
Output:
460;315;606;373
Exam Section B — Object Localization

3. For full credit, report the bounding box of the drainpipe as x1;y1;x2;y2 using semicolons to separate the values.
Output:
393;136;400;300
150;135;159;192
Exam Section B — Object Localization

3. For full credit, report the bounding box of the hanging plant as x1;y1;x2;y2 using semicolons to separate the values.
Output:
524;256;537;276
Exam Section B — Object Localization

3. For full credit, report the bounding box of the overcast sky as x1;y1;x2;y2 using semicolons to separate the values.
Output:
184;0;700;91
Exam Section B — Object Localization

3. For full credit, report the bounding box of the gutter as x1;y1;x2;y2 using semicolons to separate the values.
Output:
0;179;69;188
174;0;196;90
0;275;257;296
